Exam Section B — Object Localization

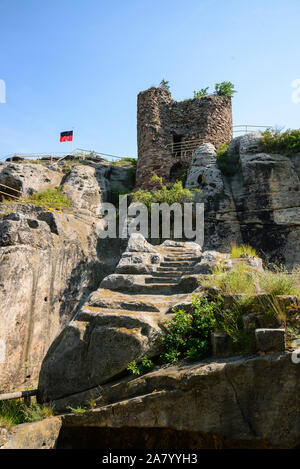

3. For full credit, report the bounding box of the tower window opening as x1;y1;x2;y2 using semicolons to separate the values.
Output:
172;135;183;158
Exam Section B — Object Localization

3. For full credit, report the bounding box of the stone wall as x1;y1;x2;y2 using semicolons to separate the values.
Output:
136;87;232;188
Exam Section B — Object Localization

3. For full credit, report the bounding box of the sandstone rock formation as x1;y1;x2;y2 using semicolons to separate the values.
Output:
186;134;300;268
0;159;132;392
38;237;202;401
4;352;300;449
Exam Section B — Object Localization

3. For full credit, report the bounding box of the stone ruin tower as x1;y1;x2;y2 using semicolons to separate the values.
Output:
136;87;233;189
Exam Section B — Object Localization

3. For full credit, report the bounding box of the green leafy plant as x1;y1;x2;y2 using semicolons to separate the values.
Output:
160;296;217;363
160;79;170;91
127;356;154;375
193;87;209;98
66;405;87;415
260;128;300;156
131;176;193;210
214;81;236;97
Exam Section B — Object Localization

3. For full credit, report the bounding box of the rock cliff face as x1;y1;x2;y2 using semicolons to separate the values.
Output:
186;134;300;268
0;160;132;392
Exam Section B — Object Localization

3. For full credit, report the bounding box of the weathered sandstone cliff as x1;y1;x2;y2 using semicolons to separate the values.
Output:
0;160;131;392
186;134;300;268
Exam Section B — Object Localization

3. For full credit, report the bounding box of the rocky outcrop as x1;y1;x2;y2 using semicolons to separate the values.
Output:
0;162;62;200
5;352;300;449
55;352;300;449
38;237;202;402
0;160;132;392
186;134;300;268
1;417;62;449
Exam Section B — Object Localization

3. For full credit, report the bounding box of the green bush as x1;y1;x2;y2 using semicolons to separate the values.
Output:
214;81;236;97
131;176;194;210
127;356;154;375
260;128;300;155
24;187;71;210
160;296;217;363
193;87;209;98
160;79;170;91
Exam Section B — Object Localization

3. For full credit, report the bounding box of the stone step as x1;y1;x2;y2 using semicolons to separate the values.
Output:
161;261;195;267
163;248;201;254
145;277;179;284
89;297;161;312
151;271;182;278
163;256;201;262
77;307;165;321
157;266;194;272
137;283;180;293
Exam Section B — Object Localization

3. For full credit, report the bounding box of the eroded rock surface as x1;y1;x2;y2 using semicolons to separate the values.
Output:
42;353;300;449
186;134;300;268
38;236;202;401
0;160;132;391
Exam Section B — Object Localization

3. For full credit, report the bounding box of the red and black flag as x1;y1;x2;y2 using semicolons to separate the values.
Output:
60;130;73;142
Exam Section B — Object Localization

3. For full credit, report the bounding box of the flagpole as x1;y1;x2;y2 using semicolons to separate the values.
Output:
71;127;74;154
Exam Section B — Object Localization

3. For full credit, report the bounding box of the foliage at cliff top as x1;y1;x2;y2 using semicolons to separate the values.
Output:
260;128;300;155
194;81;236;99
131;175;195;209
156;80;236;98
159;79;170;91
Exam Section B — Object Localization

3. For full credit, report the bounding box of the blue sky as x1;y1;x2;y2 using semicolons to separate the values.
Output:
0;0;299;158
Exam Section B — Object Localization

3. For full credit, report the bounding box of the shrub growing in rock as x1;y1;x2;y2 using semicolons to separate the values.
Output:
214;81;236;97
260;128;300;155
160;296;217;363
131;176;194;209
127;356;154;375
193;88;209;98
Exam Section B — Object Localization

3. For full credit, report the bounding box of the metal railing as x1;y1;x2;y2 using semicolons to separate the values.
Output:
233;125;272;134
1;148;136;164
0;389;37;406
166;138;204;160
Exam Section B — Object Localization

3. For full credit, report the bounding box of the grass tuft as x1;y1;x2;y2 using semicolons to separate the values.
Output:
22;187;71;210
230;243;257;258
0;399;53;429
